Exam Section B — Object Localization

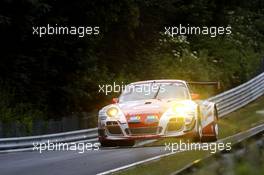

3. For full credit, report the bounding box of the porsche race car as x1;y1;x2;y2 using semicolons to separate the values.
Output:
98;80;218;146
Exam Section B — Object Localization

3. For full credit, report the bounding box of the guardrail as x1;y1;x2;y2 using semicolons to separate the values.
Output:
0;72;264;151
171;124;264;175
208;72;264;117
0;128;97;150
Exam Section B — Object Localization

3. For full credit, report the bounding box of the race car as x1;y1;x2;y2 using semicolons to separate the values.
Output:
98;80;218;146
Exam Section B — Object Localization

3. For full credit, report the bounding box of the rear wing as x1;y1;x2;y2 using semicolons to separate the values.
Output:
187;81;221;98
187;81;221;90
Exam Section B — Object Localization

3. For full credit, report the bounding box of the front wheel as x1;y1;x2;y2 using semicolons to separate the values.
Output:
193;121;202;142
201;108;218;142
100;139;135;147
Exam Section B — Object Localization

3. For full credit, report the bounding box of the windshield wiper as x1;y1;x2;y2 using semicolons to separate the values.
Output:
153;84;161;99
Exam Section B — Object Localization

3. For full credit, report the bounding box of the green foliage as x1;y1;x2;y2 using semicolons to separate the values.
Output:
0;83;45;135
0;0;263;126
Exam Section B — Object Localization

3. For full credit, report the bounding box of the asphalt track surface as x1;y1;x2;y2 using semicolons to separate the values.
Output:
0;145;170;175
1;123;264;175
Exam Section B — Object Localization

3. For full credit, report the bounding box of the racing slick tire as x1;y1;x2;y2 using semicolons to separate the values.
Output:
201;107;218;142
100;139;135;147
193;108;202;142
193;121;202;142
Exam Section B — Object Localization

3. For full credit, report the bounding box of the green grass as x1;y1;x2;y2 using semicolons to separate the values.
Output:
115;96;264;175
184;137;264;175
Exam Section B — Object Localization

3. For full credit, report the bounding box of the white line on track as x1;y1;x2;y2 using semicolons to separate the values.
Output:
0;138;99;154
97;151;182;175
97;123;264;175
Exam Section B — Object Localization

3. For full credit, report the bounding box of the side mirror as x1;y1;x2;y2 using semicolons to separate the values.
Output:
112;98;119;103
191;93;200;100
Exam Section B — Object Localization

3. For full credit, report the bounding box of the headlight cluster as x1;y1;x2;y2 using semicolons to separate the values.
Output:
172;104;189;116
184;115;194;124
171;104;195;124
106;107;119;118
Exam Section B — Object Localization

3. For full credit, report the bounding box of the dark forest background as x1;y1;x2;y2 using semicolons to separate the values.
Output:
0;0;264;133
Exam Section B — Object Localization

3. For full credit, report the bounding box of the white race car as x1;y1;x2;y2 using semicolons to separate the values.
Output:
98;80;218;146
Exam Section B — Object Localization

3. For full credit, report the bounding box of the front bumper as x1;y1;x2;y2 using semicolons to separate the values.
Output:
98;133;162;141
98;117;197;141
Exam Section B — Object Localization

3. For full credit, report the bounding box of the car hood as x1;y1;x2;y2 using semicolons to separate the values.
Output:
117;99;182;116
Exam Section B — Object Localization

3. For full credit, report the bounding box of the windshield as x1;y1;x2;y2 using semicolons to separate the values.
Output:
119;82;190;102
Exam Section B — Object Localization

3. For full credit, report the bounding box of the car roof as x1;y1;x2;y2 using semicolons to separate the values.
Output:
129;79;187;85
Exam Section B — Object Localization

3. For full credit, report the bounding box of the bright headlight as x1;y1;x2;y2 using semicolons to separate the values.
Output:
172;104;189;116
106;107;119;117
